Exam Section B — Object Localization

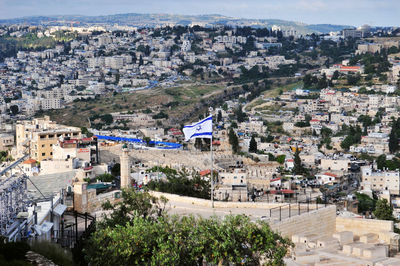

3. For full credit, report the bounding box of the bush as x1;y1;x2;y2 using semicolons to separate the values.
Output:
30;241;73;266
96;173;115;182
0;241;30;262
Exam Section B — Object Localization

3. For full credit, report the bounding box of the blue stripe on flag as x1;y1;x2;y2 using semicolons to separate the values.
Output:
183;116;212;128
189;132;212;138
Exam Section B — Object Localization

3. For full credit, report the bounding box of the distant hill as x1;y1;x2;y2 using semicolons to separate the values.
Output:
0;13;353;34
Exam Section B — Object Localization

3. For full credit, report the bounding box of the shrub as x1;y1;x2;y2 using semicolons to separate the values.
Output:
30;241;73;266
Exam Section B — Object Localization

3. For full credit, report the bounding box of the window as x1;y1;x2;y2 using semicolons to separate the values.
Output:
50;152;53;155
42;153;45;156
41;144;45;148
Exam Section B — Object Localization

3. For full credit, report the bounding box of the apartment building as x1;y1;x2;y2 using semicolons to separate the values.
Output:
0;133;14;151
361;165;400;195
16;116;81;161
41;98;62;110
356;43;383;54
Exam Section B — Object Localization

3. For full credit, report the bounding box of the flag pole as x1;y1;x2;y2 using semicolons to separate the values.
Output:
209;107;214;208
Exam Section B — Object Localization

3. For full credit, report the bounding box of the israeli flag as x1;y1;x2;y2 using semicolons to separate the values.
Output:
183;115;213;141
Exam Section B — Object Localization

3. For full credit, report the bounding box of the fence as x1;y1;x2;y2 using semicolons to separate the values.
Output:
51;211;95;249
267;196;328;221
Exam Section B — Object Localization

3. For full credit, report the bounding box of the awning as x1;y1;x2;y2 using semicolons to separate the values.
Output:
53;204;67;216
34;221;54;235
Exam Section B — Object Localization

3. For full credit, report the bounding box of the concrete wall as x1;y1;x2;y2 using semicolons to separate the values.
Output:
40;159;73;175
269;205;337;239
150;191;337;239
336;217;400;253
150;191;294;209
336;216;393;236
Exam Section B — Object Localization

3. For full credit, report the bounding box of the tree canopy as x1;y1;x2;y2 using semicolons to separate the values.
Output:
374;199;394;221
84;189;292;265
228;128;240;154
249;136;257;153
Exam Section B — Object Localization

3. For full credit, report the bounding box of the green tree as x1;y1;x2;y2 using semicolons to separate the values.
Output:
80;127;93;137
249;136;257;153
96;173;115;182
217;110;222;122
99;188;168;228
235;104;246;122
374;199;394;221
139;54;144;66
340;136;353;150
389;127;399;154
111;163;120;177
355;192;376;214
332;70;339;80
114;73;120;85
228;128;240;154
85;190;292;266
101;114;114;124
147;167;210;199
377;154;387;170
276;154;286;164
143;136;151;146
10;105;19;115
293;148;305;175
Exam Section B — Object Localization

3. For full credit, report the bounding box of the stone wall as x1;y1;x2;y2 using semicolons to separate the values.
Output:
336;216;393;236
150;191;337;239
87;190;121;212
336;217;400;254
151;191;294;209
269;205;337;239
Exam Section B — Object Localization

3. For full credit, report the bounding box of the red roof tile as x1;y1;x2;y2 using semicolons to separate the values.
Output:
23;159;37;164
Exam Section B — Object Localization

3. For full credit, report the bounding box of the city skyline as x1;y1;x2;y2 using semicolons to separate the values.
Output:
0;0;399;27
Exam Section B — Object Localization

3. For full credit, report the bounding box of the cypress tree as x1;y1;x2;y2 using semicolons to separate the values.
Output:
249;136;257;153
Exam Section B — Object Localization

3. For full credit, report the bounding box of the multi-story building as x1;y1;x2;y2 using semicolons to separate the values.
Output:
361;165;400;195
41;98;62;110
343;29;363;38
0;133;14;151
215;168;248;202
181;40;191;52
356;43;383;54
16;116;81;161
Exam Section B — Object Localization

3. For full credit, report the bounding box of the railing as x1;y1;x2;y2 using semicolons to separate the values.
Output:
267;196;328;222
50;211;95;249
52;229;76;249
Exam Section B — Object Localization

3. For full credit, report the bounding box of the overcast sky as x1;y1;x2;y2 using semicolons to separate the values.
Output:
0;0;398;26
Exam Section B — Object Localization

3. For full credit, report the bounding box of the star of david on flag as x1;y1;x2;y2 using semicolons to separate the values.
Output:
183;115;213;141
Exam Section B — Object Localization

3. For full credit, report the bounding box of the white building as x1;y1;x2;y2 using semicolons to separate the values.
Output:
361;165;400;195
41;98;62;110
181;40;191;52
